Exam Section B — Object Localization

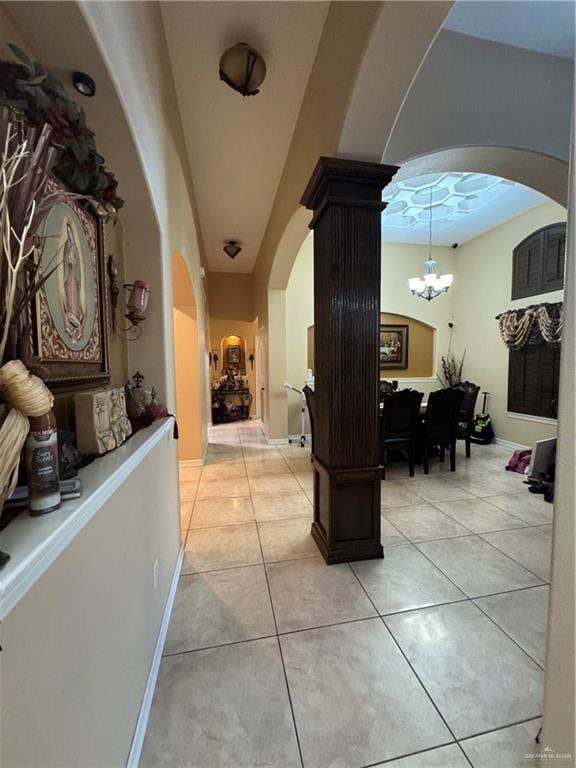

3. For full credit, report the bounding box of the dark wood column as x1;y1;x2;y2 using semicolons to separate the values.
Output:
301;157;398;564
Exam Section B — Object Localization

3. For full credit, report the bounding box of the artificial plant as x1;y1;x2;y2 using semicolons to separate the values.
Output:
0;44;123;212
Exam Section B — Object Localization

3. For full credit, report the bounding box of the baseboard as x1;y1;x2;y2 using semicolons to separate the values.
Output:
288;433;312;444
494;437;530;451
266;437;289;445
179;458;204;468
127;545;184;768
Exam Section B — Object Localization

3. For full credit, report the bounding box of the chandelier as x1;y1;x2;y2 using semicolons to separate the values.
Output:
408;185;453;301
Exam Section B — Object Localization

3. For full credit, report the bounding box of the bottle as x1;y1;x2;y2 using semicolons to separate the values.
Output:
25;409;61;515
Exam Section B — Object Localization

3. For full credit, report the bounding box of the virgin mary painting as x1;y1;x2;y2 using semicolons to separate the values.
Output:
39;199;99;358
33;177;108;387
62;219;86;342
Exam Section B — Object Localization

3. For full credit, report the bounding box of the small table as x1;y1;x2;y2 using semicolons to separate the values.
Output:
212;388;252;423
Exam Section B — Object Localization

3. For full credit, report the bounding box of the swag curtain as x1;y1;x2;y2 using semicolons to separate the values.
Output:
496;302;563;350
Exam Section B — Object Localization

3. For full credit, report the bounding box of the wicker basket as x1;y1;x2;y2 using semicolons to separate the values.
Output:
0;402;30;516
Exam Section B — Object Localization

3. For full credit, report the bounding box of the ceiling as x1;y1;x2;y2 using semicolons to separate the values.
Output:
382;172;547;245
444;1;575;59
161;1;328;273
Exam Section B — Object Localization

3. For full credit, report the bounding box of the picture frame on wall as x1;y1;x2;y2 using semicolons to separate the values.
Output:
227;345;241;364
380;324;409;370
31;176;110;388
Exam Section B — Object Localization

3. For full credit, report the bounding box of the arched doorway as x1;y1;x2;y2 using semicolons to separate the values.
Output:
172;251;203;463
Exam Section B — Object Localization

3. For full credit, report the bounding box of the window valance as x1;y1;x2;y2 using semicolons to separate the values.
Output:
496;302;562;350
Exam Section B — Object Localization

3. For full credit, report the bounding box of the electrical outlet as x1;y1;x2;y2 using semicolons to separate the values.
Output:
153;558;159;591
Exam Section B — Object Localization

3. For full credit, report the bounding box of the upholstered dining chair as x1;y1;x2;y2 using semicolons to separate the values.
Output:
452;381;481;457
419;388;464;474
380;389;424;478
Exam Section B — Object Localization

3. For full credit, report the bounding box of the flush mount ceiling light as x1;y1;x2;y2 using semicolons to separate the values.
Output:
223;240;242;259
72;71;96;97
408;185;453;301
219;42;266;96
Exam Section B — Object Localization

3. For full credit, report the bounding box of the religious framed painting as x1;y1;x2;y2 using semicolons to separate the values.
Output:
379;324;409;370
31;177;110;388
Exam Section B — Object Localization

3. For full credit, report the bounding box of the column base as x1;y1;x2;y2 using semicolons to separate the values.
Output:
310;456;383;564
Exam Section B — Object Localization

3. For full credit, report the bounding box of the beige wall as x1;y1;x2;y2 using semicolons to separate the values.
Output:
286;235;314;434
0;430;180;767
172;252;203;461
541;119;574;756
207;272;255;323
173;307;202;461
380;312;434;378
453;200;566;446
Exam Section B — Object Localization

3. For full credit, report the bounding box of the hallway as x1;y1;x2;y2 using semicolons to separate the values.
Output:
141;421;552;767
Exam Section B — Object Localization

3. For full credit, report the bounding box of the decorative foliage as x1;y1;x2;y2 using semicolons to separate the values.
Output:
0;44;123;212
440;349;466;388
496;303;563;350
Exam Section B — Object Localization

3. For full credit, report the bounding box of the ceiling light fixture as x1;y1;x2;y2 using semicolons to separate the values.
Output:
408;185;453;301
219;42;266;96
72;71;96;97
223;240;242;259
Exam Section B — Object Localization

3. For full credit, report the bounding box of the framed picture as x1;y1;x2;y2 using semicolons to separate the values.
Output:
31;176;110;388
227;345;241;364
380;324;409;370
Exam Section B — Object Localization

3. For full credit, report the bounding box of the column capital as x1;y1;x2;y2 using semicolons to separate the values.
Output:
301;156;398;226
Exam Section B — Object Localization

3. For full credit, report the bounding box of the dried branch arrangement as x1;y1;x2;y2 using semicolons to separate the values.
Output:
440;348;466;387
0;107;79;366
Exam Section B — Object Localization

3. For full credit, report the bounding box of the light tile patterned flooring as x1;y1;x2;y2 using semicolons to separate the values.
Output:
140;421;553;768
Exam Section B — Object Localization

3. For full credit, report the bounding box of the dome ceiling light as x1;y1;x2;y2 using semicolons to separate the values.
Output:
223;240;242;260
219;43;266;97
72;71;96;97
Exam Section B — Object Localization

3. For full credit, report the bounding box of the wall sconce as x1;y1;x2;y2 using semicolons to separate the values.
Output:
219;43;266;97
107;255;150;341
248;350;255;370
212;351;219;370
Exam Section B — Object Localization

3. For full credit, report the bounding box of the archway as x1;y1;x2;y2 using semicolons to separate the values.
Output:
172;251;203;462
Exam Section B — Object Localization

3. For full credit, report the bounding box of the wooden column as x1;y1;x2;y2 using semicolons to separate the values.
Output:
301;157;398;564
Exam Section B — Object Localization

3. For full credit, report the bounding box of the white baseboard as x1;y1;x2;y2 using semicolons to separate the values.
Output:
288;433;312;444
127;545;184;768
179;458;204;468
266;437;289;445
494;437;530;451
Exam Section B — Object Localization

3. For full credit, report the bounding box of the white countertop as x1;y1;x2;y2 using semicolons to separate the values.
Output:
0;418;174;620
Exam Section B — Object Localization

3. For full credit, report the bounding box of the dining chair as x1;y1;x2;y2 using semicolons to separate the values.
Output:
419;388;464;474
380;389;424;478
302;385;315;458
452;381;481;457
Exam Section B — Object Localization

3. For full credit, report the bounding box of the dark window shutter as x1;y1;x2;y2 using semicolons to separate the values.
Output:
508;344;560;418
512;223;566;299
512;232;543;299
537;345;561;417
542;225;566;293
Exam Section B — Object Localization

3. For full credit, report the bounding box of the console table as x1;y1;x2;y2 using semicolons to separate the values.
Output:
212;388;252;423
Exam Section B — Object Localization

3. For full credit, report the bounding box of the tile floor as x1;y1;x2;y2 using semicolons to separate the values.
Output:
141;421;554;768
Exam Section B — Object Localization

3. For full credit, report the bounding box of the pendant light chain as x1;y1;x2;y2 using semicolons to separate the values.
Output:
408;180;454;301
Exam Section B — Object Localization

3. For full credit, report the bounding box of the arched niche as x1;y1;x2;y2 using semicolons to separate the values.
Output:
379;312;436;378
220;334;247;375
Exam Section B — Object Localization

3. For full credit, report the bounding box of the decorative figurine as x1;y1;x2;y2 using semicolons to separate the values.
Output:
146;387;169;421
